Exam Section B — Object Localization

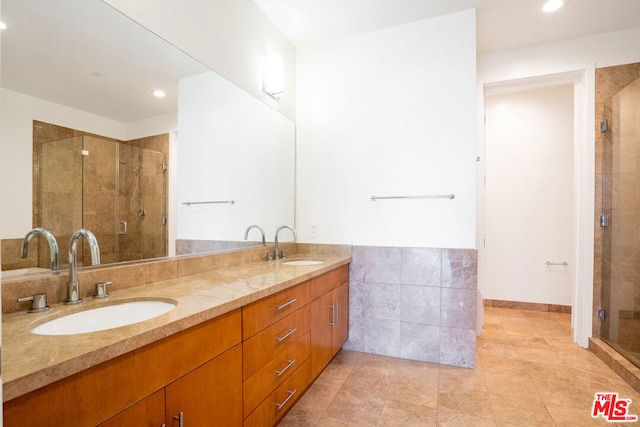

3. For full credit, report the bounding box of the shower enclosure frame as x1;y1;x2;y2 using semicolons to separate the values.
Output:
598;69;640;369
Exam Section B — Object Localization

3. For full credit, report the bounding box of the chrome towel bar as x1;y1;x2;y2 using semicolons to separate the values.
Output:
182;200;235;206
546;261;568;266
371;194;455;201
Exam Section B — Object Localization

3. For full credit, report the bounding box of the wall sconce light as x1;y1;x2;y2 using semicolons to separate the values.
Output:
542;0;565;13
264;53;284;98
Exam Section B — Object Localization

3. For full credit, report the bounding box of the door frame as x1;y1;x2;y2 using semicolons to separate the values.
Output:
477;64;596;347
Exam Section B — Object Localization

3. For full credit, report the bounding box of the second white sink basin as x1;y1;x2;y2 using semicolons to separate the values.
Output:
282;260;324;266
31;299;177;336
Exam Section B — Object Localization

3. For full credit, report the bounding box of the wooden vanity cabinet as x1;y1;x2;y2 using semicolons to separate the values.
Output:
99;345;242;427
4;309;242;427
241;281;312;425
98;389;165;427
310;265;349;379
4;263;350;427
241;264;350;426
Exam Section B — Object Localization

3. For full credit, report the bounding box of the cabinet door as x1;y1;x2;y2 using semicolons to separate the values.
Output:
165;344;243;427
332;282;349;353
310;291;334;379
98;390;165;427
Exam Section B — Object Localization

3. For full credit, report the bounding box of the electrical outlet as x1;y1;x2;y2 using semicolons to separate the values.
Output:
310;224;319;238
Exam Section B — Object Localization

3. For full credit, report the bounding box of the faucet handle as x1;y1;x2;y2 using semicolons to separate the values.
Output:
17;293;50;313
92;281;112;299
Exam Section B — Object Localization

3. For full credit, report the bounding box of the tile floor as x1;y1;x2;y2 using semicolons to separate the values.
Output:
280;307;640;426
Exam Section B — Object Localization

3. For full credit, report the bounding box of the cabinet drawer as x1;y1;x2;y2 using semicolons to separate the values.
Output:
310;264;349;300
243;359;311;427
243;304;310;379
243;331;310;418
242;281;310;340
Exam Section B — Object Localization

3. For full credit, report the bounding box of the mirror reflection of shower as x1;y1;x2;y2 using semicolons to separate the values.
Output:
119;160;146;220
34;121;168;267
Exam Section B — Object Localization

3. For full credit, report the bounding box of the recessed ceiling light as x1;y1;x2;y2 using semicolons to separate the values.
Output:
0;22;7;31
543;0;565;13
152;89;166;98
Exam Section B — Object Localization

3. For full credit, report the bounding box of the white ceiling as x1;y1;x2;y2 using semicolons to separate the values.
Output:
2;0;639;124
1;0;207;124
253;0;640;52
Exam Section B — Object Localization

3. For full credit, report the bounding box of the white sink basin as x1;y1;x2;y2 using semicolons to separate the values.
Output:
282;259;324;266
31;300;177;336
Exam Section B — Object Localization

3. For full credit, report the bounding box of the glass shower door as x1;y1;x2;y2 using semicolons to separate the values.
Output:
117;145;166;262
601;75;640;367
37;135;83;269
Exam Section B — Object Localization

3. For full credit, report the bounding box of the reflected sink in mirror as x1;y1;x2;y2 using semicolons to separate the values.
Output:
31;299;177;336
282;260;325;266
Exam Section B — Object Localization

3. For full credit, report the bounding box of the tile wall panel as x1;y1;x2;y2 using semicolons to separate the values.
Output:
345;245;478;368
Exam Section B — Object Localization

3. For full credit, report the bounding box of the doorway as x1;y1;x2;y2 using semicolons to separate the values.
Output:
478;68;596;347
483;84;575;307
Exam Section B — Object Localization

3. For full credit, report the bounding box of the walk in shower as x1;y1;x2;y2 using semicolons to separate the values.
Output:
600;67;640;368
35;122;167;268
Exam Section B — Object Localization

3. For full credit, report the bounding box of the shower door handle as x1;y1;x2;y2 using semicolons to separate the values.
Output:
119;220;127;235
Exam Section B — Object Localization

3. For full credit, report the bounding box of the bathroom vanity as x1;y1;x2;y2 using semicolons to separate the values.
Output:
2;254;350;426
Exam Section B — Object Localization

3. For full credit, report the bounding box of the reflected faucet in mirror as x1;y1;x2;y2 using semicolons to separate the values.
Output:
244;224;266;246
20;228;59;274
66;229;101;305
274;225;297;260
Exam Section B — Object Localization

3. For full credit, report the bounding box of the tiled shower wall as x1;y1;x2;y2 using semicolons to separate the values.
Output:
344;246;478;368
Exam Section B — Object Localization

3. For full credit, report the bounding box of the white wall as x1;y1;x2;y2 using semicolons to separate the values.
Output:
103;0;297;121
296;10;477;249
0;88;176;239
478;27;640;83
484;85;574;305
177;72;295;242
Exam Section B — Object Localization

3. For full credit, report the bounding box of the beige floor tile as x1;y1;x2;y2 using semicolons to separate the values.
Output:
437;389;495;420
438;365;488;392
280;308;639;427
377;399;438;426
488;394;554;426
436;406;496;426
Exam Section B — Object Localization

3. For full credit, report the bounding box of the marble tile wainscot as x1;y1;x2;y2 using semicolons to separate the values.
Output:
345;246;478;368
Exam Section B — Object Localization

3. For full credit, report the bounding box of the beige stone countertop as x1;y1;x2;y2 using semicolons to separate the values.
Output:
2;254;351;402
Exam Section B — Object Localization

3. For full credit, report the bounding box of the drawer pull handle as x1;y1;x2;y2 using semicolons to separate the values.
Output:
173;411;184;427
329;303;336;327
335;301;339;325
275;298;297;311
275;328;297;343
275;389;297;410
275;359;297;377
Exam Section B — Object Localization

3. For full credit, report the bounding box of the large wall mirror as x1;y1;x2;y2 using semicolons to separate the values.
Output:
0;0;295;279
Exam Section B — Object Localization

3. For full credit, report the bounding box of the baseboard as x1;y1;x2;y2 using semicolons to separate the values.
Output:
483;299;571;314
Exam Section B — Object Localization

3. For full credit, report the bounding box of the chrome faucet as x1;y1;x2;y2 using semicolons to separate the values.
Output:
244;224;266;246
274;225;297;260
66;229;101;305
20;228;60;274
